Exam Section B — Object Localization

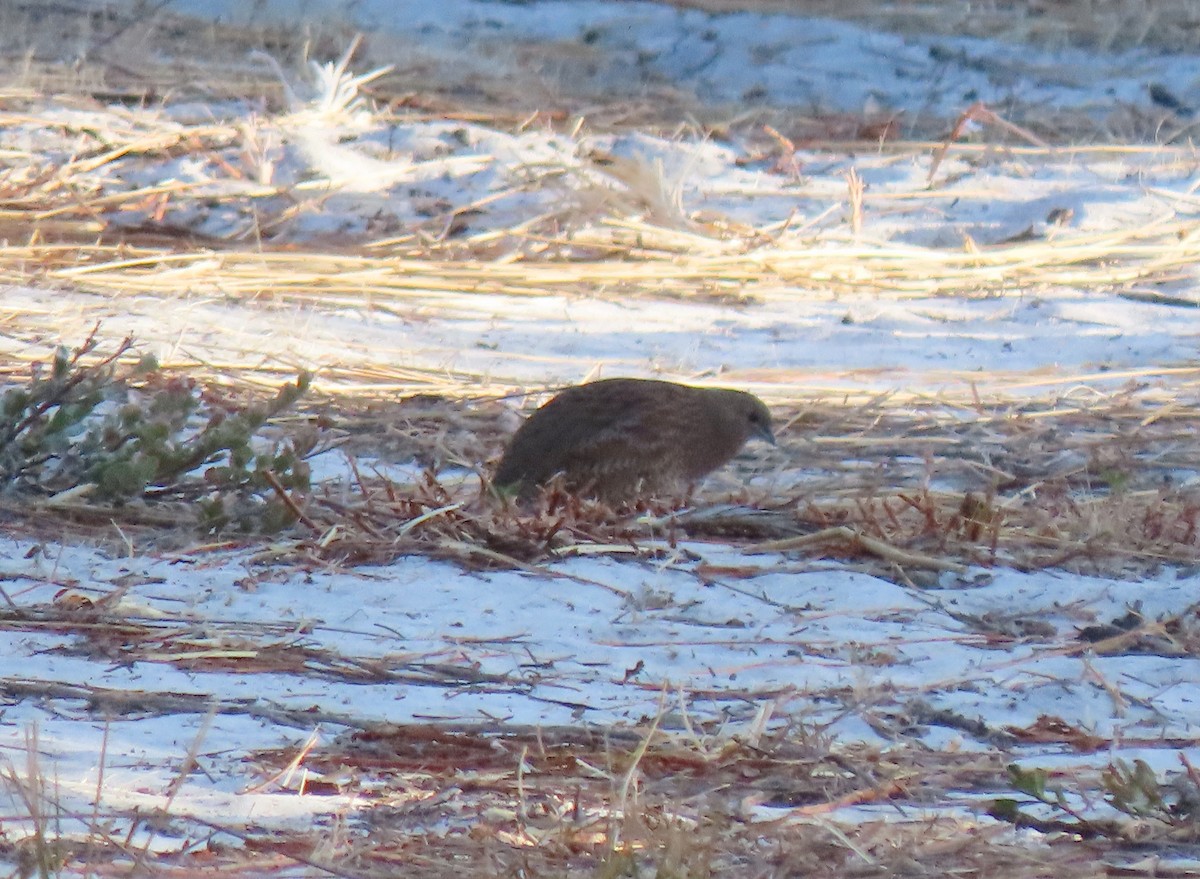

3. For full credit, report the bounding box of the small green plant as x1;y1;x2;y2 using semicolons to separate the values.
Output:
1099;467;1131;493
1103;758;1180;821
0;329;316;533
990;759;1200;841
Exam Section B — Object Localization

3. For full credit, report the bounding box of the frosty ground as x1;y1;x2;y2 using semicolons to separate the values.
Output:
0;0;1199;875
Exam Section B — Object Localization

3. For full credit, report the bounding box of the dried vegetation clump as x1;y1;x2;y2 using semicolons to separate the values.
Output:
165;722;1199;876
270;378;1200;581
4;715;1197;877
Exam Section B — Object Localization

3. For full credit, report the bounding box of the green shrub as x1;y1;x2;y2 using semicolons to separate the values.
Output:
0;331;315;533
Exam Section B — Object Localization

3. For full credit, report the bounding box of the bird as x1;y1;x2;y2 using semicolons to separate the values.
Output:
492;378;775;503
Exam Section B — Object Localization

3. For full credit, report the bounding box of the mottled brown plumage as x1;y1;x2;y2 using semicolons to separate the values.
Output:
493;378;775;502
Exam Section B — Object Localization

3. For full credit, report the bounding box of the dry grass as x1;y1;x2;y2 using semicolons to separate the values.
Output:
11;212;1197;303
0;82;1193;408
237;721;1197;877
673;0;1200;52
247;376;1199;580
0;97;1194;307
2;715;1190;877
0;68;1192;335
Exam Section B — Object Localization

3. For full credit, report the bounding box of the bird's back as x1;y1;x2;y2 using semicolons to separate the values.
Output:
493;379;694;496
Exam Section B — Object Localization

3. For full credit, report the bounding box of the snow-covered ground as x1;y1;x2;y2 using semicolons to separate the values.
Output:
5;534;1199;842
1;0;1199;868
164;0;1200;123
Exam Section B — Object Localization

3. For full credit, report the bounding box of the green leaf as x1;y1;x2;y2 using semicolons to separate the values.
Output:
1006;764;1048;800
987;798;1022;822
3;389;28;417
134;353;160;374
51;348;70;378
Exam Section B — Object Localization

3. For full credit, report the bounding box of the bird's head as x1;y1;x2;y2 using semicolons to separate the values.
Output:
708;388;775;448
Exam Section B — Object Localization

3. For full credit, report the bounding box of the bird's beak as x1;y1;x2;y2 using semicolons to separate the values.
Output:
756;424;776;446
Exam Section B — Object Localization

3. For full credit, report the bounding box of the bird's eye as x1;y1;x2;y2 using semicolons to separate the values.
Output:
747;411;760;423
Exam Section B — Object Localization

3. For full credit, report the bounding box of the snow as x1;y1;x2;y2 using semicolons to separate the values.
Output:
2;0;1199;859
3;535;1198;840
181;0;1200;122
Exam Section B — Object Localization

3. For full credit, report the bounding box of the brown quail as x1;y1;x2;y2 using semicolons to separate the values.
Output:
493;378;774;502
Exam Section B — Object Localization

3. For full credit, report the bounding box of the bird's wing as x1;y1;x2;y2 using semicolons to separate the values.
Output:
494;383;670;487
